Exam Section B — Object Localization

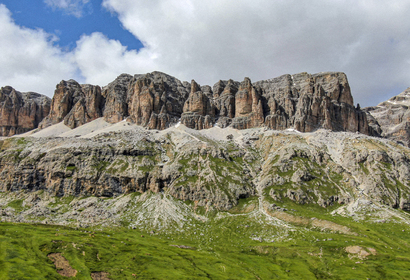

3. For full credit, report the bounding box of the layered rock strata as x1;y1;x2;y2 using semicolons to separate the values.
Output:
0;126;409;211
364;87;410;147
182;72;368;133
181;80;215;129
37;71;369;134
0;86;50;136
254;72;367;133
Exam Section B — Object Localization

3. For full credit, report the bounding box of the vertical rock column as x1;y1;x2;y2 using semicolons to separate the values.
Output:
231;77;264;129
181;80;215;129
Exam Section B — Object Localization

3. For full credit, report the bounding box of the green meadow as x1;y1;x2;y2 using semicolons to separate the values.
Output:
1;197;410;280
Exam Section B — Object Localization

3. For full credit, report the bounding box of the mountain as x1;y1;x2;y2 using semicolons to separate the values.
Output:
1;70;409;217
1;120;410;278
0;86;50;136
364;87;410;147
1;119;409;214
1;71;410;279
36;71;369;134
3;71;410;147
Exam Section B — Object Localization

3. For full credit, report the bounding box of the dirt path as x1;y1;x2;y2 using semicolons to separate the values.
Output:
48;253;77;277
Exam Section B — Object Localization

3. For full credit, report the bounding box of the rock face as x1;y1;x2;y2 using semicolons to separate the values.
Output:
102;74;132;123
12;71;410;141
364;87;410;147
254;72;367;133
184;72;367;133
0;125;409;212
37;71;369;135
39;72;190;131
127;72;189;130
181;80;215;129
39;80;104;129
0;86;50;136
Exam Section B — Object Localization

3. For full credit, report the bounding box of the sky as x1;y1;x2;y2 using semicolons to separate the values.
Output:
0;0;410;107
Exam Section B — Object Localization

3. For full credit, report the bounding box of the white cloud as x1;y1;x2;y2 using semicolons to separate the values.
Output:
0;4;78;96
99;0;410;106
2;1;410;106
73;32;159;85
44;0;90;18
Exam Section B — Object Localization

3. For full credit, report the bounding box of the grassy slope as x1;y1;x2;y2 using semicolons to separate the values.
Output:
1;133;410;279
1;198;410;279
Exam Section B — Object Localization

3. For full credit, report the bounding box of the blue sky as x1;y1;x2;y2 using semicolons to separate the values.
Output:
1;0;143;50
0;0;410;107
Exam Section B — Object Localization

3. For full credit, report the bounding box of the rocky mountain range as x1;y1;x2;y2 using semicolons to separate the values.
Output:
0;70;409;215
1;71;410;279
2;71;368;134
0;118;409;223
2;70;409;147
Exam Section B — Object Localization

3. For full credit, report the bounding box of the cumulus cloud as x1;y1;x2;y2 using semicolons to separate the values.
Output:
0;4;78;96
100;0;410;106
44;0;91;17
2;1;410;106
73;32;158;85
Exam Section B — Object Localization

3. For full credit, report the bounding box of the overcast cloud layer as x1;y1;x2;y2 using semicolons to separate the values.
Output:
2;1;410;106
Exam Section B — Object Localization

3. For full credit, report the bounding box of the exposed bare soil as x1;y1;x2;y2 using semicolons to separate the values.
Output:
91;272;110;280
48;253;77;277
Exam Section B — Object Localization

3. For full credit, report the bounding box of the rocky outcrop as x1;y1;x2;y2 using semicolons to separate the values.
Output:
39;72;190;131
0;125;409;211
0;86;50;136
102;74;132;123
230;77;264;129
255;72;368;133
127;72;189;129
39;80;104;129
63;84;104;128
181;80;215;129
34;71;368;135
183;72;367;133
17;71;410;139
364;87;410;147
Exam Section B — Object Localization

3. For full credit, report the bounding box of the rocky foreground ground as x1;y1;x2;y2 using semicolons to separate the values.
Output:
1;119;409;231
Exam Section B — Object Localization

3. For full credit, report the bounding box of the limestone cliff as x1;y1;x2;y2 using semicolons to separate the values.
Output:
364;87;410;147
0;86;50;136
39;80;104;129
127;72;189;130
182;72;368;133
181;80;215;129
0;125;409;212
37;71;369;135
102;73;132;123
255;72;367;133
